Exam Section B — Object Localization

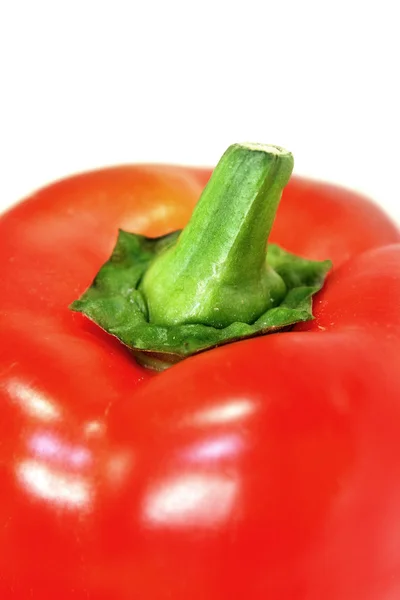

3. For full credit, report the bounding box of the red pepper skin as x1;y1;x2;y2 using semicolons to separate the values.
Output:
0;165;399;600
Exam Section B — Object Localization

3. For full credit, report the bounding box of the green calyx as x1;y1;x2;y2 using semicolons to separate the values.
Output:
71;143;331;370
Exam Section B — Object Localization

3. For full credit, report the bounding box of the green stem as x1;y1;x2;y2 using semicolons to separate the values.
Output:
140;143;294;328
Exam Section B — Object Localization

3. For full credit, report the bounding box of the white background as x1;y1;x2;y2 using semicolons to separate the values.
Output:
0;1;399;221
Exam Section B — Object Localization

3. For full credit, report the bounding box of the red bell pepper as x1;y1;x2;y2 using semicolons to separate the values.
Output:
1;143;400;599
